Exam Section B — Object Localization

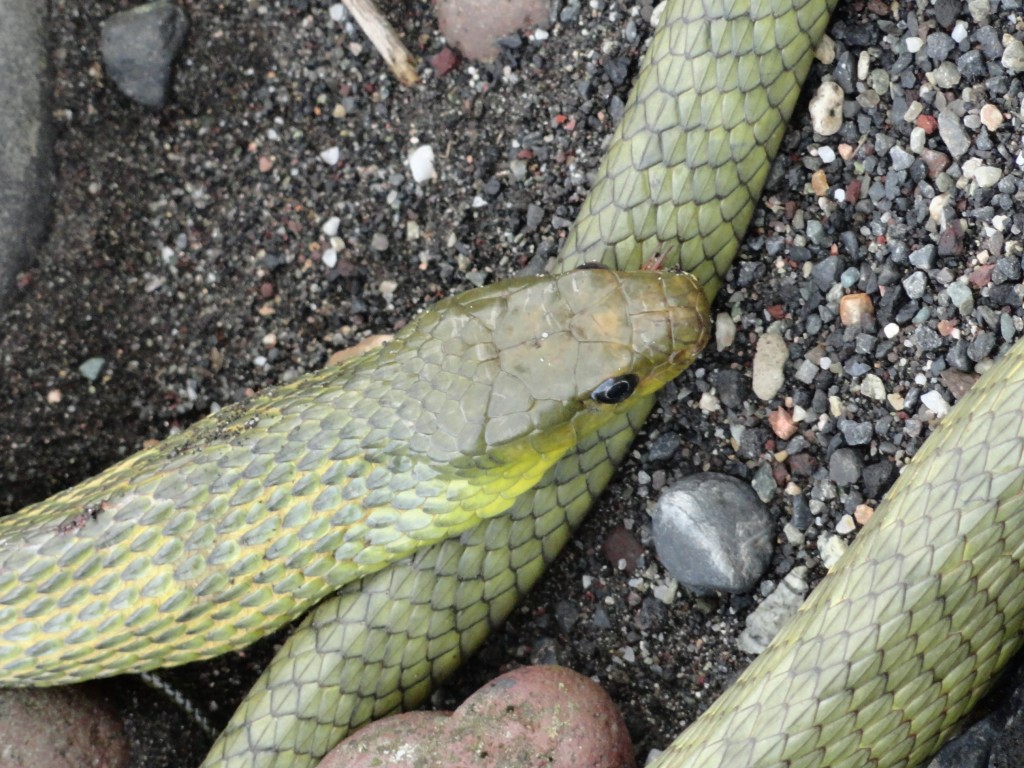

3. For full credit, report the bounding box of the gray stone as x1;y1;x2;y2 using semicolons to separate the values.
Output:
908;245;936;269
829;448;863;486
652;473;774;595
924;32;955;61
902;270;928;299
838;419;873;446
0;0;54;315
889;145;915;171
737;566;809;654
100;1;190;108
946;281;974;314
1002;37;1024;72
938;108;970;158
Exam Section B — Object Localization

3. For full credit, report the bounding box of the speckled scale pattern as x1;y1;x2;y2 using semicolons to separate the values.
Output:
556;0;840;300
651;342;1024;767
0;268;708;686
200;402;652;767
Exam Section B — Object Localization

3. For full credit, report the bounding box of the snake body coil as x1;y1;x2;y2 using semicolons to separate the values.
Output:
0;268;709;685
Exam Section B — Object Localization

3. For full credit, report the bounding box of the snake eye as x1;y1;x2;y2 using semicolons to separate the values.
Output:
591;374;639;404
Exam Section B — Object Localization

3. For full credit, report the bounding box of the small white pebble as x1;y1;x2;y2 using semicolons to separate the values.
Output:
817;145;836;163
836;514;856;535
752;332;788;400
699;391;721;413
715;312;736;350
319;146;340;165
921;390;950;418
652;582;677;604
951;20;968;43
650;0;666;26
408;145;435;183
783;522;805;546
819;534;848;570
379;279;398;303
860;373;887;401
905;36;923;53
321;216;341;236
322;248;338;269
856;50;871;81
974;166;1002;188
328;3;346;22
809;81;844;136
909;125;926;153
883;322;900;339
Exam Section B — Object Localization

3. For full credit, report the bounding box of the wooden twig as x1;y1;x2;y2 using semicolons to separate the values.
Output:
341;0;420;85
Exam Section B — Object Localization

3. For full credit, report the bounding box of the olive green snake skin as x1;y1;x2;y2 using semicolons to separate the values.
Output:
5;1;1024;767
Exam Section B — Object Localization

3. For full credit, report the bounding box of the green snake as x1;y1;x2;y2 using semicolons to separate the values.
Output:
4;0;1023;766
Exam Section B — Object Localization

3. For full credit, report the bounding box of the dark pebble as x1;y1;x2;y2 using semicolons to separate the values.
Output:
790;493;812;529
838;419;873;446
647;431;682;464
914;326;943;352
714;369;750;410
956;49;987;80
603;57;630;86
909;245;936;269
968;332;996;362
554;599;581;634
829;447;863;486
737;427;768;461
810;255;843;292
902;270;928;299
862;460;895;500
924;32;955;61
976;26;1003;60
932;0;960;29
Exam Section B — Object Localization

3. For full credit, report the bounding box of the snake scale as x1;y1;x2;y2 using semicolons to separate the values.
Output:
4;0;1023;766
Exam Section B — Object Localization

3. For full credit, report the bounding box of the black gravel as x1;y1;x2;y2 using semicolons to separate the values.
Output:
2;0;1024;765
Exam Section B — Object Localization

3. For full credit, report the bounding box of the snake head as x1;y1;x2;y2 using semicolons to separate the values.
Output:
383;267;710;474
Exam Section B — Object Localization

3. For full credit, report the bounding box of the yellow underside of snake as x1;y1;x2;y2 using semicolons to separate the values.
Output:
5;0;1024;766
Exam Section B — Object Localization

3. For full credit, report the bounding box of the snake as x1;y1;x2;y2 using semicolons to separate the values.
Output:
3;0;1023;767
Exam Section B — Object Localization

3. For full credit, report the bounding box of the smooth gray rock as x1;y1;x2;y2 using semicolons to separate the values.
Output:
0;0;54;314
100;1;189;108
652;473;774;595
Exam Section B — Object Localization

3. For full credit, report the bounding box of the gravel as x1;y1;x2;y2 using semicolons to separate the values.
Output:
2;0;1024;765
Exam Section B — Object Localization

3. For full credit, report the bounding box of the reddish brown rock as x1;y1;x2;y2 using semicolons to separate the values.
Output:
0;685;130;768
436;0;550;61
319;665;635;768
